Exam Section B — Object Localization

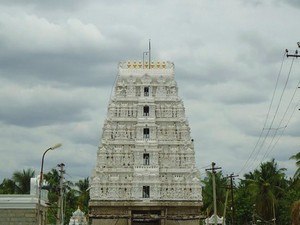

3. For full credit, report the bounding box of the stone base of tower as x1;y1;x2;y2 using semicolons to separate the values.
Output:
89;200;203;225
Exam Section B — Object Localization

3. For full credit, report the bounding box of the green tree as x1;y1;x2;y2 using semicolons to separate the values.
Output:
0;178;16;194
235;180;253;225
43;168;61;224
44;169;81;225
75;177;90;214
64;188;78;224
44;169;61;201
276;179;300;225
290;152;300;180
202;171;227;217
246;159;286;223
12;169;35;194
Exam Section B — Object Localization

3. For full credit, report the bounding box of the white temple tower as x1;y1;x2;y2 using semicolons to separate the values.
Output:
89;60;202;225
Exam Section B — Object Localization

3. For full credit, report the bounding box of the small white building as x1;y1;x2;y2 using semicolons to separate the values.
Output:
0;177;48;225
204;215;226;225
69;207;87;225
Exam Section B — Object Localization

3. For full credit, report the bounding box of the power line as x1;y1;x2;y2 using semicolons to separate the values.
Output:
261;80;300;162
263;93;300;161
242;44;300;174
199;164;212;170
249;57;296;169
256;48;299;165
238;51;287;176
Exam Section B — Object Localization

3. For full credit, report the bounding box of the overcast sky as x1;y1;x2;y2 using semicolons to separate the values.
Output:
0;0;300;183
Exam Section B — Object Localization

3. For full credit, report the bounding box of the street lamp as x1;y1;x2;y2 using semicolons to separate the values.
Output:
37;143;62;225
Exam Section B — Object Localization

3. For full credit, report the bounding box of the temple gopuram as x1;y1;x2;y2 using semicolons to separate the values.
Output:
89;60;202;225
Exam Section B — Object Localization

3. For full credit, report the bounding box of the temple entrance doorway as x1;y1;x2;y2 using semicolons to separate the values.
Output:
132;221;159;225
131;210;161;225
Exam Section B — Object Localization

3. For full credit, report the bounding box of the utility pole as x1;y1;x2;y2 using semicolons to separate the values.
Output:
272;199;276;225
222;187;229;225
252;204;256;225
225;173;238;225
57;163;65;225
206;162;222;225
286;42;300;58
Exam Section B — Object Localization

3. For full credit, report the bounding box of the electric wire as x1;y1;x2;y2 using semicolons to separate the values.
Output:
262;92;300;161
248;57;296;169
238;52;287;176
252;58;294;159
199;164;211;170
268;101;300;155
199;164;212;179
261;78;299;162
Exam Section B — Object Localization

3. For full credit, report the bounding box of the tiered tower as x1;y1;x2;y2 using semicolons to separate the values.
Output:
89;60;202;225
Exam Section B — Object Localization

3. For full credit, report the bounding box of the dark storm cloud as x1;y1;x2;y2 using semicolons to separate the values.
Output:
0;97;90;127
0;0;299;181
0;0;93;11
240;0;300;8
237;31;286;65
176;63;237;85
281;0;300;8
53;121;101;146
0;85;96;127
179;76;268;105
0;52;117;87
0;14;141;87
0;44;139;87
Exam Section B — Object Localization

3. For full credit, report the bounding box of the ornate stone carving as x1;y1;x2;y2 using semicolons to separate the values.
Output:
141;74;152;84
90;61;202;202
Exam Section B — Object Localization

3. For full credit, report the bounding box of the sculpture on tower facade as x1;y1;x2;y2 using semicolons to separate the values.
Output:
89;60;202;225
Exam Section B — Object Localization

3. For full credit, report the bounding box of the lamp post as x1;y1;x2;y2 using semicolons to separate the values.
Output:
37;143;62;225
